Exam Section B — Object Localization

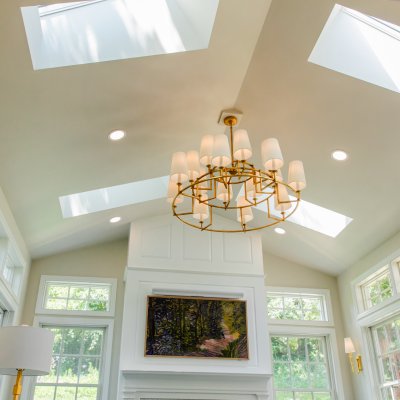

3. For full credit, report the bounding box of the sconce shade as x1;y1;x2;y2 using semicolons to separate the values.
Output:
344;337;355;354
0;326;54;376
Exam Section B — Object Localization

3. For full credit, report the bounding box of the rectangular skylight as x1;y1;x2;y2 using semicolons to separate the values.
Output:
309;4;400;93
236;187;353;238
59;176;169;218
21;0;219;70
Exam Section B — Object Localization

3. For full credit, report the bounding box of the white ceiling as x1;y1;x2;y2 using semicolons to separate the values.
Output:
2;0;400;275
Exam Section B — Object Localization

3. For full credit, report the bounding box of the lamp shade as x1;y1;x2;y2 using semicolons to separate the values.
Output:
199;134;214;166
233;129;252;161
216;182;232;203
288;160;306;191
193;196;209;222
237;196;254;224
344;337;355;354
187;150;200;181
262;138;284;170
170;152;188;184
0;326;54;376
274;183;291;212
166;180;183;204
212;134;231;167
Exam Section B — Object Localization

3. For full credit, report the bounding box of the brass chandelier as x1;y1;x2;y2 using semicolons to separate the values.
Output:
167;113;306;233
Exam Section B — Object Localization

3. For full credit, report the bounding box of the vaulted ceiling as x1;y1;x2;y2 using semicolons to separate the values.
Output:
2;0;400;275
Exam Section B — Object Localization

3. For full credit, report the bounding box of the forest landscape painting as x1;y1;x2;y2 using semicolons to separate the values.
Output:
145;295;248;359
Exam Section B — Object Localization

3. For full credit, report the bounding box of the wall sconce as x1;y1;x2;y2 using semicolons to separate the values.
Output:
344;337;362;373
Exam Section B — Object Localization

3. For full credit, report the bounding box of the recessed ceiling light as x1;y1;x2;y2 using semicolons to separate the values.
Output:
109;217;121;223
108;130;125;141
274;227;286;235
331;150;348;161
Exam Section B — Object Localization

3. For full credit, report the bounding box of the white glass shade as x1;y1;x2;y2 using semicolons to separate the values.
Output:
216;182;232;203
187;150;200;181
237;196;254;224
344;337;355;354
212;134;231;167
193;195;209;222
199;135;214;166
166;180;183;204
274;183;291;212
262;138;284;170
233;129;252;161
288;160;306;191
0;326;54;376
170;152;188;184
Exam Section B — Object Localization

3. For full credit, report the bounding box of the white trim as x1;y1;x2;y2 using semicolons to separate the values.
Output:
35;275;117;317
266;286;334;326
28;315;114;400
268;325;345;400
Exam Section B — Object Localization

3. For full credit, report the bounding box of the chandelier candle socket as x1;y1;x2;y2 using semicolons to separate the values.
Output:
167;113;306;232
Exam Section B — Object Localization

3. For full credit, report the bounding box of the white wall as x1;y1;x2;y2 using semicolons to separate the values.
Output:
338;231;400;400
20;238;128;400
264;252;355;400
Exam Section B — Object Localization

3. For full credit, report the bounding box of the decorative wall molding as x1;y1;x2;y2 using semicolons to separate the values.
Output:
119;214;271;399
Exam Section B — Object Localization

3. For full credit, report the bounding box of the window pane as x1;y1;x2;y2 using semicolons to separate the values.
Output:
274;362;291;388
34;386;55;399
76;386;98;400
80;357;100;384
294;393;312;400
276;392;294;400
55;386;76;399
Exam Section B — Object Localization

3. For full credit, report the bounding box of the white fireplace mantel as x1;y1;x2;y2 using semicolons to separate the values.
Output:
118;215;273;400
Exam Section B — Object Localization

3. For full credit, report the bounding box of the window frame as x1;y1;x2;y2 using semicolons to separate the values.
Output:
266;286;334;327
354;258;400;319
266;287;344;400
268;324;345;400
35;276;117;317
27;315;114;400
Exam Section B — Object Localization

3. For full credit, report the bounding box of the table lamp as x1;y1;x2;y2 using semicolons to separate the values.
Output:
0;326;54;400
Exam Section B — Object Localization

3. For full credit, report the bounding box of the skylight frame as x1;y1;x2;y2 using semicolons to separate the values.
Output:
342;6;400;42
39;0;106;17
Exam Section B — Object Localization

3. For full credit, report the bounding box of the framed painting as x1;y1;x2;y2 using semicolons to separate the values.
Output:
145;295;248;359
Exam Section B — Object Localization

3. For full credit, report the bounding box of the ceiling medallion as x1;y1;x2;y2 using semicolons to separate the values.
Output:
167;112;306;233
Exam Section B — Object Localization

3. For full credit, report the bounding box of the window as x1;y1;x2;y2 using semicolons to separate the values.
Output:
355;262;400;313
267;292;327;322
33;325;105;400
267;287;343;399
371;315;400;400
266;288;331;323
44;282;111;312
2;255;22;297
361;267;393;309
271;335;333;400
36;276;117;317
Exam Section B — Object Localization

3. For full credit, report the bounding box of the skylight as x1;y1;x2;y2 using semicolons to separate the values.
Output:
60;176;352;237
236;187;352;238
59;176;169;218
309;4;400;93
21;0;219;70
